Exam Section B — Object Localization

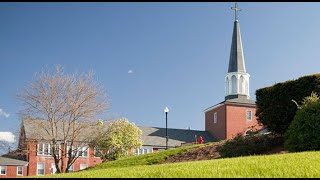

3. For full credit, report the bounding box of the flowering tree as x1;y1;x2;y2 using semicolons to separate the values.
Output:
97;118;142;160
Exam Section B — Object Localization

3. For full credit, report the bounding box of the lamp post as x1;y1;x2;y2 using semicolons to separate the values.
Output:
164;106;169;150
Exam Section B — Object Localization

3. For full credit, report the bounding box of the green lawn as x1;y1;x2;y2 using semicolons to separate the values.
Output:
38;149;320;178
89;143;206;170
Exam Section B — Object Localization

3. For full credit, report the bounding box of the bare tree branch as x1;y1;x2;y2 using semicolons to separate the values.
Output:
17;65;108;173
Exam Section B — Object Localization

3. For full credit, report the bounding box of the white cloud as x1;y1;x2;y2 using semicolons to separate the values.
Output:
128;70;134;74
0;109;9;118
0;132;15;143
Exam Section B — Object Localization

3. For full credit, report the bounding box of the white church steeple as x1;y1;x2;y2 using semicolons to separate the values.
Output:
225;3;250;100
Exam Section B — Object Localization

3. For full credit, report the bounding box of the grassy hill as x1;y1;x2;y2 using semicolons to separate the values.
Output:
36;143;320;178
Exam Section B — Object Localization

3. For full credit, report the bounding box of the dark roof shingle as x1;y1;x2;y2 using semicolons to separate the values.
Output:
22;119;99;142
139;126;215;147
0;156;28;166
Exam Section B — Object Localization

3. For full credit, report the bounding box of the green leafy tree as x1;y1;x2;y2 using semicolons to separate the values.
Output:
255;73;320;134
284;92;320;152
98;118;142;160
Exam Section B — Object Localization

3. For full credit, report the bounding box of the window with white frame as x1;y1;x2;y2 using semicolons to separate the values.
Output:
17;166;23;176
37;143;51;155
134;147;152;155
80;164;88;170
245;130;253;136
51;144;61;157
0;166;6;175
214;112;218;124
78;146;88;157
143;149;148;154
68;164;74;172
51;163;56;174
246;110;252;121
66;145;77;158
37;163;45;175
66;145;72;157
94;147;103;157
67;145;88;158
44;143;50;155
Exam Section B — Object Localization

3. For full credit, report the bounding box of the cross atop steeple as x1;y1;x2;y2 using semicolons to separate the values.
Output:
231;2;241;22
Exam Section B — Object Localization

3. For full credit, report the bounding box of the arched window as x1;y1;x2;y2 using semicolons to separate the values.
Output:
240;75;244;94
244;129;253;136
226;77;229;95
231;75;237;94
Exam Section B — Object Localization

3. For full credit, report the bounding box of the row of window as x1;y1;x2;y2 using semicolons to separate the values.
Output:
134;148;152;155
37;163;88;175
66;145;88;157
0;166;23;176
37;143;59;156
37;143;103;158
213;110;252;124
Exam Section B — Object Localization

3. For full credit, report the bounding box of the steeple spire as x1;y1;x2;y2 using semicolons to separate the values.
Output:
228;15;246;73
225;2;250;100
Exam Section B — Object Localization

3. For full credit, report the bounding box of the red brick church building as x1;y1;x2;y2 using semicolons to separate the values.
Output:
204;3;263;141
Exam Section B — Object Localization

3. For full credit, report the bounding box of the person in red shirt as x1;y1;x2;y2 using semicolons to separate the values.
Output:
198;136;204;144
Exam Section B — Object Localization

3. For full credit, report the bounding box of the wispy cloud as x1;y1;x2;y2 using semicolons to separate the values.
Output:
0;132;15;143
0;109;9;118
128;70;134;74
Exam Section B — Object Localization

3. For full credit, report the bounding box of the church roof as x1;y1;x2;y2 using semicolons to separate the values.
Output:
228;20;246;73
204;97;255;113
138;126;215;147
225;97;255;106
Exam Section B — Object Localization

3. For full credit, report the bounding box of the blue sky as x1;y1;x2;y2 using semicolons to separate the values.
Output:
1;2;320;145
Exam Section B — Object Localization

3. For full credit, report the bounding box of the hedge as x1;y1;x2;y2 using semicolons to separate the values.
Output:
284;97;320;152
255;73;320;134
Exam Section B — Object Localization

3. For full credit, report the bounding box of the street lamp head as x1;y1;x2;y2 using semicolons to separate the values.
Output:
164;106;169;113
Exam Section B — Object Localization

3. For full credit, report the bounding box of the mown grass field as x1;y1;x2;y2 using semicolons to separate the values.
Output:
89;143;207;170
36;146;320;178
